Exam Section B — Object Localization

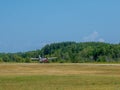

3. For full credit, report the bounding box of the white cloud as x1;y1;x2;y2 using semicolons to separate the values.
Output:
98;38;105;42
83;31;99;42
83;31;105;42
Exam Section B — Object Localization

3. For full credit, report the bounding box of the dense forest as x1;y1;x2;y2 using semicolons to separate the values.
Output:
0;42;120;63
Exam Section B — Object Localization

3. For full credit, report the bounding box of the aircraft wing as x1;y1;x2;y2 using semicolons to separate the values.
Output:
31;58;39;60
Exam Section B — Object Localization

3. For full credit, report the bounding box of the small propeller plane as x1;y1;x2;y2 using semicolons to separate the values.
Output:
31;55;57;63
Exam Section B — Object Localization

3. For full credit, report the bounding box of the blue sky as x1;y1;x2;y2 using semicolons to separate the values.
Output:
0;0;120;52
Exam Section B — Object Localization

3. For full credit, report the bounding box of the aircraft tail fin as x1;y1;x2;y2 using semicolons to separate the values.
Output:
39;55;41;59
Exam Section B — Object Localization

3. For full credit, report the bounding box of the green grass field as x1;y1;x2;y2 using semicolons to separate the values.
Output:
0;63;120;90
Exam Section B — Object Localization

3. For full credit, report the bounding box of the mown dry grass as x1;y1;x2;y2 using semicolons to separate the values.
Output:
0;63;120;76
0;63;120;90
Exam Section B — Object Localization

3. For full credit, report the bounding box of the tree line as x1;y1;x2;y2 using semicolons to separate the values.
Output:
0;42;120;63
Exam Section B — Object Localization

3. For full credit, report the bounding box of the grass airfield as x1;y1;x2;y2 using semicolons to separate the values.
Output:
0;63;120;90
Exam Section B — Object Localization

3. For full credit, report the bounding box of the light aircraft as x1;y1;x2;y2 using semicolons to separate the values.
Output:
31;55;57;63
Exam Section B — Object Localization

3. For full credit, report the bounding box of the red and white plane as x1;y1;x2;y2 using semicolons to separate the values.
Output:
31;55;57;63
